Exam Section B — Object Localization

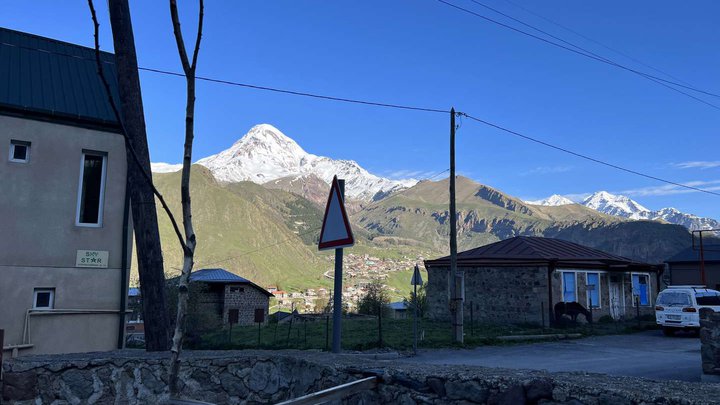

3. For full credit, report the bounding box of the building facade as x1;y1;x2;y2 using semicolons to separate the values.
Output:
0;28;129;355
189;268;271;326
425;237;661;327
666;247;720;291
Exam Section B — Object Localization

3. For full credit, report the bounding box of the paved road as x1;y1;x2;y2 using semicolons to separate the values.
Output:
406;330;702;381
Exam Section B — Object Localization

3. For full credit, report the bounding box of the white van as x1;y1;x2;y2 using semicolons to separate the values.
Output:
655;286;720;336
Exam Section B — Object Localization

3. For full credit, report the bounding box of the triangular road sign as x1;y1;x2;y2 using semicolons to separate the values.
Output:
411;264;423;285
318;176;354;250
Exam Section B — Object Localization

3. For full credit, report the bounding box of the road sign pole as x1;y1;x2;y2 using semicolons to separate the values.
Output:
413;281;418;353
332;179;345;353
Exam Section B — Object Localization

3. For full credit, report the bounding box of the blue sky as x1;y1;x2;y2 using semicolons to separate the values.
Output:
2;1;720;218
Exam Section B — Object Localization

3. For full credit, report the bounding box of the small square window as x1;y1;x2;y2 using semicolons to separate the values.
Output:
10;140;31;163
33;288;55;309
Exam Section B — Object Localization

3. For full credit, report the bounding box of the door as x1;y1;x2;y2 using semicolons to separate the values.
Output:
609;280;622;319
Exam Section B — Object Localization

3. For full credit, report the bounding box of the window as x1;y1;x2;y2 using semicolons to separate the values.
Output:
696;291;720;306
586;273;600;308
9;140;30;163
76;152;107;226
562;272;576;302
632;274;650;306
229;286;244;293
33;288;55;309
657;292;691;306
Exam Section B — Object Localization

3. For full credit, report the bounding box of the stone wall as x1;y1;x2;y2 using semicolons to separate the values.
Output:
3;350;720;404
426;265;549;326
700;308;720;377
222;284;269;326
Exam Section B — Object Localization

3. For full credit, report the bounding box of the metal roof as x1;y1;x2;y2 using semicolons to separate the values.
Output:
666;246;720;263
189;268;273;296
425;236;655;270
0;27;121;130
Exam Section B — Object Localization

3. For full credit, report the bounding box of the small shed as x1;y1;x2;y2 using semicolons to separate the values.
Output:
189;268;272;325
387;301;409;319
424;236;661;326
666;247;720;291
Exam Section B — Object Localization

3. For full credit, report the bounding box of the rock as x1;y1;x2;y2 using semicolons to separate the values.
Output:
524;378;553;403
489;384;526;405
445;379;489;403
2;370;38;401
426;377;446;397
61;369;94;400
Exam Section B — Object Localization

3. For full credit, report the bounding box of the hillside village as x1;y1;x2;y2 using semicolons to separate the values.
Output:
4;2;720;404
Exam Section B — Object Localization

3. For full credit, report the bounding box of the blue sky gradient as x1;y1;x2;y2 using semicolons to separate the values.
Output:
2;1;719;218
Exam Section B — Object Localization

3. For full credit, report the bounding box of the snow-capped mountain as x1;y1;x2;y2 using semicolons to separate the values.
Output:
581;191;651;219
150;162;183;173
529;191;718;231
526;194;575;206
158;124;418;200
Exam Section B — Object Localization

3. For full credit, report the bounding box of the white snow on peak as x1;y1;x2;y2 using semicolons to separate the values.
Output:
581;191;650;219
525;194;575;206
151;162;183;173
195;124;418;200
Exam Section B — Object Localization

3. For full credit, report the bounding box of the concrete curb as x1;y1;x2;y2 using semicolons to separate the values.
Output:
496;333;583;342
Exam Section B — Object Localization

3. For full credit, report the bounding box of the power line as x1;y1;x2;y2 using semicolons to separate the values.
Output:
435;0;720;107
138;67;449;114
461;112;720;198
499;0;692;86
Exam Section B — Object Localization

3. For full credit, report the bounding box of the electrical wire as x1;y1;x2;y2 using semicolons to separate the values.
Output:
461;112;720;198
435;0;720;106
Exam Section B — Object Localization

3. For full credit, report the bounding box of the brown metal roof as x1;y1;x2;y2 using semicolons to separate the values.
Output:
425;236;657;270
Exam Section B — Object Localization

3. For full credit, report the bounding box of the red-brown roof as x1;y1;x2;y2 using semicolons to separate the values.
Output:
425;236;658;271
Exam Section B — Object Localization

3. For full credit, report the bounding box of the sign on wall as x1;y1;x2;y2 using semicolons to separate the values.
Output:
76;250;109;268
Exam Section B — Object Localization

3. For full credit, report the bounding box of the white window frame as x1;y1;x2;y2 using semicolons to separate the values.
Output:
75;151;108;227
33;288;55;309
631;272;652;307
560;271;578;303
586;272;602;309
9;140;31;163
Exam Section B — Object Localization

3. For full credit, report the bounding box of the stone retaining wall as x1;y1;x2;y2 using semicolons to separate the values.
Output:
700;308;720;376
3;350;720;404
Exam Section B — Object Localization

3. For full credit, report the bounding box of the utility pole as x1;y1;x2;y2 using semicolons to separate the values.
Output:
699;230;706;286
449;108;463;343
109;0;170;351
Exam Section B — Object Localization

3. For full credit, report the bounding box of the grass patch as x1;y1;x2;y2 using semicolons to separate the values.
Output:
196;316;660;351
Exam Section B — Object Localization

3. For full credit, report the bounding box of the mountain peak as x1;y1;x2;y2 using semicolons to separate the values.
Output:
192;124;418;200
582;191;650;219
526;194;574;206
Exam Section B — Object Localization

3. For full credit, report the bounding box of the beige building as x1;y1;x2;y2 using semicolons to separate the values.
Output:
0;27;130;355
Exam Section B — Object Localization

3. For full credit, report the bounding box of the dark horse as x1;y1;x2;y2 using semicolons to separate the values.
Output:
554;302;592;324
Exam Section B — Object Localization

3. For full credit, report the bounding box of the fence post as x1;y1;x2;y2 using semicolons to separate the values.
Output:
541;302;545;329
286;317;293;348
635;295;641;327
1;328;4;382
325;316;329;351
470;301;474;336
378;304;383;348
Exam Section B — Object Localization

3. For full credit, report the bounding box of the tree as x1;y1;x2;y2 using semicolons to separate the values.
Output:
357;280;391;317
403;283;428;318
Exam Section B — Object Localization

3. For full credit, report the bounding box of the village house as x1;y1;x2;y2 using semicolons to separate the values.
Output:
666;247;720;290
189;268;271;325
0;28;130;355
425;236;661;326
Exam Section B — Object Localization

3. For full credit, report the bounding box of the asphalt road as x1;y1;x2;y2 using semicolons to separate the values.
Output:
406;330;702;382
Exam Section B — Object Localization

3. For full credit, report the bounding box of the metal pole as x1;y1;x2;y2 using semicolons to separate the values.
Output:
449;107;463;343
378;303;383;348
325;315;330;351
700;231;707;285
413;282;418;353
332;179;346;353
0;329;4;381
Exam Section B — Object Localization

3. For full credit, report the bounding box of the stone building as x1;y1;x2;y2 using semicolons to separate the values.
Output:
189;268;271;325
0;27;130;355
424;236;661;326
666;247;720;291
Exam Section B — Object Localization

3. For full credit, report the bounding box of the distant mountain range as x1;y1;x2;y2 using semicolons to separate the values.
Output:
526;191;720;231
142;123;708;291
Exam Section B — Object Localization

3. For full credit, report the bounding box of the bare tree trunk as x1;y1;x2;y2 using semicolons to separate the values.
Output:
107;0;170;352
168;0;204;398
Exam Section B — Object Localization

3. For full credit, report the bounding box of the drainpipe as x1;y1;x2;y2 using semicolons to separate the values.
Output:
117;173;131;349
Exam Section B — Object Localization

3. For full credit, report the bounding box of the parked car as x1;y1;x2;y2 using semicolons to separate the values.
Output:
655;286;720;336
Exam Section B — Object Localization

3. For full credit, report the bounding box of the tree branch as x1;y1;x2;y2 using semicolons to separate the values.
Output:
87;0;189;255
